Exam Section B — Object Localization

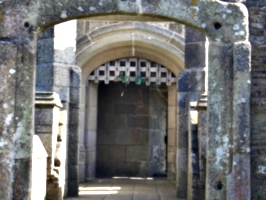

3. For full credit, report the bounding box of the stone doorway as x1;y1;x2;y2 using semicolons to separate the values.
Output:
96;82;168;178
82;58;177;182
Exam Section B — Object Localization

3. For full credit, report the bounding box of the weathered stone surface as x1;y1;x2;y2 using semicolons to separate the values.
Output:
0;0;252;199
207;42;234;200
178;70;205;92
176;92;189;198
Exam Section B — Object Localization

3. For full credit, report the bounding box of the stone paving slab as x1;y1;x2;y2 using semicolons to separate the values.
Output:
65;178;186;200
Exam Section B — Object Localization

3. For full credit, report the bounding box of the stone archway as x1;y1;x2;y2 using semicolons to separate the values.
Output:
82;57;178;182
0;1;250;200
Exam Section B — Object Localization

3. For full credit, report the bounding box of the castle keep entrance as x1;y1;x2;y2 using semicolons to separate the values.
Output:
83;58;177;179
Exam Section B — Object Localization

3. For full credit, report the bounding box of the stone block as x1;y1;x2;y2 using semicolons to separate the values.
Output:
149;85;167;105
13;159;31;200
98;102;113;114
168;84;177;106
76;35;91;53
69;107;79;126
149;115;166;131
76;20;85;39
136;106;149;115
54;48;75;64
148;160;166;176
126;161;147;177
52;86;70;102
169;33;185;52
68;164;78;180
78;163;85;183
36;64;54;87
169;23;185;35
98;114;126;130
97;132;116;145
53;64;70;87
35;124;52;133
150;130;165;146
168;152;175;163
39;27;54;38
96;160;115;177
185;26;206;43
70;66;81;87
168;108;176;129
115;129;149;145
67;180;79;197
167;129;176;147
114;104;136;115
37;38;54;64
127;116;149;129
35;108;53;125
70;86;80;104
127;146;149;162
79;150;86;163
97;145;126;162
185;42;206;69
178;70;205;92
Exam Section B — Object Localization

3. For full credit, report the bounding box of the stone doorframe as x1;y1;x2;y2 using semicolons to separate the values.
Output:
0;1;250;200
80;58;178;182
77;22;185;183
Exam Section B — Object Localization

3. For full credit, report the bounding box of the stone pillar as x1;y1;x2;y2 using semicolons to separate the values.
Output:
68;65;81;196
0;41;20;200
167;83;177;182
176;91;189;198
84;82;98;181
206;42;233;200
35;92;63;200
176;26;206;198
187;101;200;200
227;42;251;199
206;41;251;200
196;94;207;200
0;35;36;199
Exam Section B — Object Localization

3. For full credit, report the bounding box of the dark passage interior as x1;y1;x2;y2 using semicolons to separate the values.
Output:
96;82;168;178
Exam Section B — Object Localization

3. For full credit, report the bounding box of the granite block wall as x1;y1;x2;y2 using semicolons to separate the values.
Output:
96;82;167;178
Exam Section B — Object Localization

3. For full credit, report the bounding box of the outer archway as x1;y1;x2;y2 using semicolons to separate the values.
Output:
0;1;250;200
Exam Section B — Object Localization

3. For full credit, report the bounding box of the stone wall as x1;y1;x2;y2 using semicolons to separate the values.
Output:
247;1;266;199
96;82;167;177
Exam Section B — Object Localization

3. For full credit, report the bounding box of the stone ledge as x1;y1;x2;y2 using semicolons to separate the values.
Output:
35;92;63;108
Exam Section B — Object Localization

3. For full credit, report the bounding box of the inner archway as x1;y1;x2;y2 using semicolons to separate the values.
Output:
83;57;177;181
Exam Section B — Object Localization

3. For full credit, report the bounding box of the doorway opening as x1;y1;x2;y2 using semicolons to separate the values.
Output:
83;57;177;181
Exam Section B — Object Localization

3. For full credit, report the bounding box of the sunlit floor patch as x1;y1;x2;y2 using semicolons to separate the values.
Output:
79;186;121;195
112;176;154;180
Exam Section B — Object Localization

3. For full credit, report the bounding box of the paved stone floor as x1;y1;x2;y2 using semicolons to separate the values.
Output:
65;178;186;200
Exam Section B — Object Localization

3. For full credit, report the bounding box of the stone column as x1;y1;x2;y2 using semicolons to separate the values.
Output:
176;91;189;198
35;92;63;200
0;41;20;200
84;82;98;180
0;33;36;199
196;94;207;200
206;41;251;200
167;83;177;182
176;26;206;199
187;101;200;200
227;42;251;199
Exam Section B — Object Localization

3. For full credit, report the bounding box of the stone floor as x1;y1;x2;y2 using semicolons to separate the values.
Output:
65;178;186;200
